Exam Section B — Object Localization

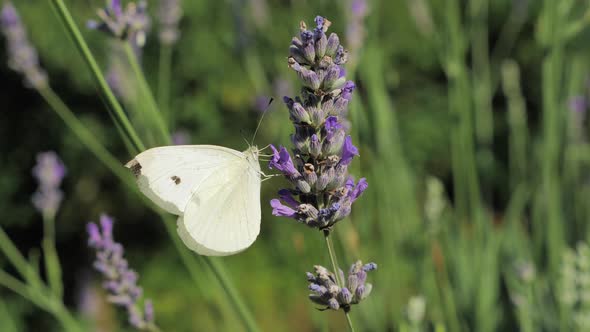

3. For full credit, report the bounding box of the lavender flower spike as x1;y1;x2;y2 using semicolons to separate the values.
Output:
32;151;66;218
269;16;367;230
87;214;158;331
0;2;48;89
158;0;183;45
306;260;376;311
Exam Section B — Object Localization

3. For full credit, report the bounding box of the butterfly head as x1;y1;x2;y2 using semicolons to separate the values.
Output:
244;145;260;162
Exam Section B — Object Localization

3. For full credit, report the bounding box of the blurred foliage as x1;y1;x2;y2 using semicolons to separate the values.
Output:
3;0;590;331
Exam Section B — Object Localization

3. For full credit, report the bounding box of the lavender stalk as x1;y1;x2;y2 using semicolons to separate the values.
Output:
87;214;160;331
32;151;67;298
269;16;374;330
0;2;48;89
157;0;182;118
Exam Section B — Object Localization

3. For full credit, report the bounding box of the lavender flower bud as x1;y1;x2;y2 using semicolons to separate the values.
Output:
348;274;359;294
315;33;328;58
285;97;311;124
307;105;324;126
310;134;322;158
289;45;308;65
298;204;319;223
355;284;365;299
328;298;340;310
309;283;327;294
303;164;318;187
295;179;312;193
323;65;343;90
333;97;349;116
316;167;335;191
327;165;347;191
291;133;310;153
339;287;353;304
302;42;316;63
323;130;345;156
325;33;340;57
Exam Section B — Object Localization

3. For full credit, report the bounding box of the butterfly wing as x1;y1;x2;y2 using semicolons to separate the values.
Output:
125;145;245;215
178;151;261;256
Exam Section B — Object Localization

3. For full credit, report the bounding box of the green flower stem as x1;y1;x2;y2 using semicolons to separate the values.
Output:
0;269;49;312
0;263;82;332
324;231;344;287
323;230;355;332
37;87;133;188
123;43;170;145
203;258;261;332
42;214;63;299
539;0;565;272
345;311;356;332
157;44;173;119
49;0;145;153
0;227;42;289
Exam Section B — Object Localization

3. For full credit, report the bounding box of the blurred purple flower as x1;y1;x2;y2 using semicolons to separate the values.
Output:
87;214;157;331
346;0;369;67
158;0;182;45
88;0;151;48
32;151;66;218
0;2;48;89
171;130;191;145
253;95;272;113
270;16;367;230
569;96;587;115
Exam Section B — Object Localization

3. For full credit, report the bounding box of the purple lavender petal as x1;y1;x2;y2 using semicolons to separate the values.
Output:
341;81;355;101
351;178;368;200
340;136;359;166
270;199;297;217
268;145;300;178
87;223;102;247
278;189;300;208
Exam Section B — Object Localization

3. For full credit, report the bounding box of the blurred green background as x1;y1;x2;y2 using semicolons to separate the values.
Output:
3;0;590;331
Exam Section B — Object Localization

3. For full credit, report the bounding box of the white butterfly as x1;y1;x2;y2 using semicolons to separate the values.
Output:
125;145;261;256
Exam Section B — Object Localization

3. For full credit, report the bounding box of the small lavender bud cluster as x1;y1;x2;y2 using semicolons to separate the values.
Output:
0;2;48;89
158;0;182;45
87;214;156;330
270;16;367;230
307;261;376;311
87;0;150;48
32;151;66;219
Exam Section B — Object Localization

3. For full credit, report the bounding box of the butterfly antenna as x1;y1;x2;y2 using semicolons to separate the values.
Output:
251;98;274;146
240;129;252;149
